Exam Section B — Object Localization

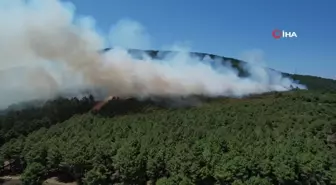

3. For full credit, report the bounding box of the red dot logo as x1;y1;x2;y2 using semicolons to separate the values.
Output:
272;29;282;39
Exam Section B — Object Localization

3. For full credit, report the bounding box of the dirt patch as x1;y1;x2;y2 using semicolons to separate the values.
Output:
43;177;77;185
0;176;21;185
0;176;77;185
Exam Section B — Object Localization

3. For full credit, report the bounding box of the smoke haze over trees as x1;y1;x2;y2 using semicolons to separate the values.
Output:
0;0;308;110
1;0;336;185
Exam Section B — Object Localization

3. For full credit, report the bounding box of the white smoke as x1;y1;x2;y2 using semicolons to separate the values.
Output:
108;19;152;50
0;0;306;109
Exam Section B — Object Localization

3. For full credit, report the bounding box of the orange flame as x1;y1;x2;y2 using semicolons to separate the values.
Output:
91;96;115;111
91;95;132;112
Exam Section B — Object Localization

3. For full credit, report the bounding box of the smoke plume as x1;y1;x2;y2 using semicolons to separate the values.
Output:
0;0;306;109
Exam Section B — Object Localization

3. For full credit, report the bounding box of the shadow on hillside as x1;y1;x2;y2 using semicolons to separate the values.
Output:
92;98;161;117
90;93;288;118
91;96;209;117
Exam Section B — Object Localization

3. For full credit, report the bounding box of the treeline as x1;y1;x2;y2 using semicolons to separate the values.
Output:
0;96;95;146
1;90;336;185
290;74;336;91
0;95;166;148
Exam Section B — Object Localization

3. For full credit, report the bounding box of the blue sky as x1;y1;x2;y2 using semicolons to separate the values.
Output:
65;0;335;78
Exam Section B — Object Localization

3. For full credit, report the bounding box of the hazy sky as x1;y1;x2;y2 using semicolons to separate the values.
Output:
64;0;335;78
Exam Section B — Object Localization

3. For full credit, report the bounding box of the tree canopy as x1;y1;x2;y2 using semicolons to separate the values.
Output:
0;90;336;185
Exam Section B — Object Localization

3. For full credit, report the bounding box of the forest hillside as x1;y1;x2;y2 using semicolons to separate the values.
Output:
0;51;336;185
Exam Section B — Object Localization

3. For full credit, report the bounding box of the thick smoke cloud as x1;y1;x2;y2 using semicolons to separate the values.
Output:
0;0;306;109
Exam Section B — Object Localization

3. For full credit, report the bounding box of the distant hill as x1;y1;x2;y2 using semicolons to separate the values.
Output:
288;74;336;91
102;48;336;91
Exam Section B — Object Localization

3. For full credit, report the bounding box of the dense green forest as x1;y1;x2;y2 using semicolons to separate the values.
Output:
1;51;336;185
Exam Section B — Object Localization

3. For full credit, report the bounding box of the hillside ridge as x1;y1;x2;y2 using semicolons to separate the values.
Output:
102;48;336;91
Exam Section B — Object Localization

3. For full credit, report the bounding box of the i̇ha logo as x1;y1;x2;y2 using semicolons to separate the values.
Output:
272;29;298;39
